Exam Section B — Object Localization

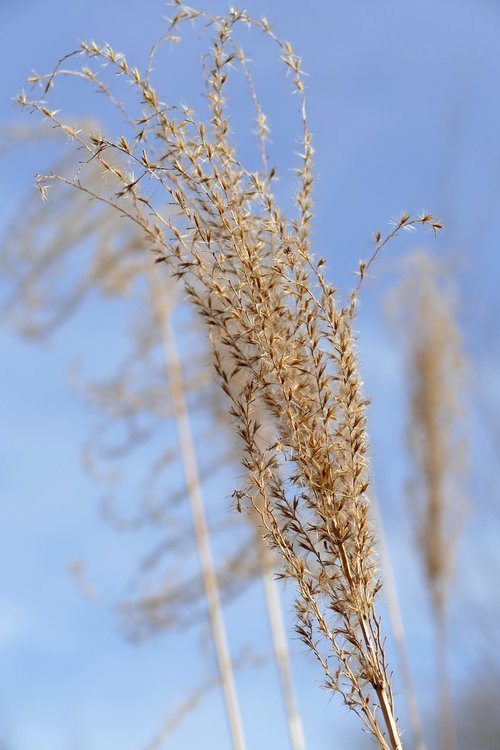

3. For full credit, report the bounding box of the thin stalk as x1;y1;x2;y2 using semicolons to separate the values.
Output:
255;525;306;750
436;603;454;750
149;265;247;750
331;531;403;750
358;610;402;750
372;498;427;750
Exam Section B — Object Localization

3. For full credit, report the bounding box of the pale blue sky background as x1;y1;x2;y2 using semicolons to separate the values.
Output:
1;1;500;749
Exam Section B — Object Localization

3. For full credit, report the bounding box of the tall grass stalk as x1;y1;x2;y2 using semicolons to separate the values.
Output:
256;529;306;750
371;496;426;750
389;252;466;750
20;4;442;745
149;264;247;750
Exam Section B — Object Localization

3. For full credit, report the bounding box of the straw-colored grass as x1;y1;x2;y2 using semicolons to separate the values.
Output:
18;4;442;747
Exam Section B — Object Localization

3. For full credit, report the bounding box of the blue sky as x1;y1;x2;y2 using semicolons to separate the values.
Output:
1;1;500;749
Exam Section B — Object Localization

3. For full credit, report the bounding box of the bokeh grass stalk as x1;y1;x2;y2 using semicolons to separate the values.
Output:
150;265;247;750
